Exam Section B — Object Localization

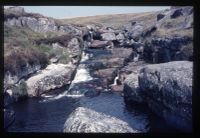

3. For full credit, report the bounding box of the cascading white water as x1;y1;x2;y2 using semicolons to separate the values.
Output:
67;51;93;92
133;53;140;62
39;51;94;102
111;74;119;86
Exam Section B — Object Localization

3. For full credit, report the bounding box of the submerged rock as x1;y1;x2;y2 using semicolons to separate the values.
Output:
63;107;139;133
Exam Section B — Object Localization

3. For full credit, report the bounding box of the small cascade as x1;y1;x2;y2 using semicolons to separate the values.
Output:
110;72;120;86
39;51;94;102
113;74;119;86
133;53;140;62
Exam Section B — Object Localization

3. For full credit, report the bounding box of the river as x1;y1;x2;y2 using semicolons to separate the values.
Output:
6;87;176;132
6;49;177;133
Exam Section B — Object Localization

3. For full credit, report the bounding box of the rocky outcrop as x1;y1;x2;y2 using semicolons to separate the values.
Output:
6;6;25;14
26;64;75;97
143;36;193;63
5;16;57;32
124;61;192;132
4;7;84;35
63;107;139;133
26;17;80;35
67;37;82;64
118;6;193;64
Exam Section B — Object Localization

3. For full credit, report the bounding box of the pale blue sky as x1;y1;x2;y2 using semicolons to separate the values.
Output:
5;6;170;19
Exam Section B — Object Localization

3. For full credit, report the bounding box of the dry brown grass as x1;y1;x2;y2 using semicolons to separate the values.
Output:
4;47;48;75
60;12;157;29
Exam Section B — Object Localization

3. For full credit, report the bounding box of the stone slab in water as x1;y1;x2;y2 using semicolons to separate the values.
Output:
63;107;140;133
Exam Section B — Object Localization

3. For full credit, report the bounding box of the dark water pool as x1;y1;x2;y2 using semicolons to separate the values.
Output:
6;90;176;133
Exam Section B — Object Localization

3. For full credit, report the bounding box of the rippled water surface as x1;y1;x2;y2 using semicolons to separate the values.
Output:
7;90;175;132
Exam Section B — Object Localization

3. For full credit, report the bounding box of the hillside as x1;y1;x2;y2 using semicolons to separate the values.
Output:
60;12;158;29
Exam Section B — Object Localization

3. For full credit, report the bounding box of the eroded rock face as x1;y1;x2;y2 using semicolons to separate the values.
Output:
4;7;84;35
123;61;192;132
26;64;75;97
5;17;58;33
138;61;192;132
6;6;25;14
143;36;193;63
67;37;82;64
63;107;139;133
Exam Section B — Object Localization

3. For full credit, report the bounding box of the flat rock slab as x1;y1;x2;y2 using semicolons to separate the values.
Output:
63;107;139;133
26;63;75;96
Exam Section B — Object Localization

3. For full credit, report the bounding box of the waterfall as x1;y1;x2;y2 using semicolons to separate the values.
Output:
110;73;120;86
39;51;93;102
113;75;119;85
133;53;140;62
89;31;93;41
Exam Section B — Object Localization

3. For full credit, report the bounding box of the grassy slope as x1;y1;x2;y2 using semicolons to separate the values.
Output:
60;12;157;29
4;8;193;75
4;25;70;75
60;10;192;38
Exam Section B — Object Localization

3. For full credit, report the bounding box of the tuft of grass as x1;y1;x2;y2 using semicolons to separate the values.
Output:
4;47;48;75
34;44;52;53
58;54;70;64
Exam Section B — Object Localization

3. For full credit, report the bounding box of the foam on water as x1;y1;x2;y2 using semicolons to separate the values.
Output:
72;68;93;83
39;51;93;103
